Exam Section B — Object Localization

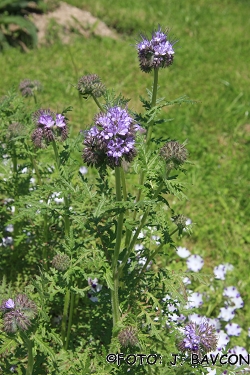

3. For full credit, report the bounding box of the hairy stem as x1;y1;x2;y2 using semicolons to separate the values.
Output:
61;288;70;348
65;291;75;350
92;95;103;112
111;167;124;326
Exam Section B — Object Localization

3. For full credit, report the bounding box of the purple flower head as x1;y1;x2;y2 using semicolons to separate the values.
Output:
55;114;66;128
177;320;218;357
32;109;69;147
1;294;37;333
136;26;176;73
83;106;140;168
5;298;15;309
39;115;55;128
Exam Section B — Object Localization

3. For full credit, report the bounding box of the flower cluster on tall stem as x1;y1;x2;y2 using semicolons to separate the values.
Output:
83;106;141;168
136;26;175;73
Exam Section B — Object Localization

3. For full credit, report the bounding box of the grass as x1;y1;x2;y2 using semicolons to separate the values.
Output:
1;0;250;344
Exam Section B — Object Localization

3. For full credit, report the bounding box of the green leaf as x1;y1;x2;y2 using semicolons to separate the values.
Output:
33;334;56;362
0;338;16;355
0;15;37;46
104;268;114;290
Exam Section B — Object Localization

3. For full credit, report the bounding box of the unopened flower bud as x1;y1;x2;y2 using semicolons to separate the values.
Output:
19;79;42;97
160;141;188;170
4;310;30;332
118;326;139;347
172;214;188;235
77;74;106;98
52;253;70;271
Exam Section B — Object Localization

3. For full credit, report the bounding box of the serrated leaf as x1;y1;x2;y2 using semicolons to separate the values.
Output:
0;338;16;355
33;334;56;361
104;268;114;290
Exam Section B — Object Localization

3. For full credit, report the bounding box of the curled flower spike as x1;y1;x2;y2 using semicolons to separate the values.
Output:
31;109;69;147
0;294;37;333
83;106;141;168
118;326;139;347
160;141;188;170
77;74;106;98
52;253;70;271
136;26;176;73
19;79;42;97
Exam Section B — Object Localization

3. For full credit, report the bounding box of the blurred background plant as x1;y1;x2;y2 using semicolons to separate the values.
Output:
0;0;60;51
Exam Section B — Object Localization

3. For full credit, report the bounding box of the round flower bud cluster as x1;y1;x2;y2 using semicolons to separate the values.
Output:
19;79;42;97
172;214;188;231
177;321;218;356
31;109;68;148
77;74;106;98
136;26;175;73
0;295;37;333
51;253;70;271
160;141;188;170
83;106;142;168
118;326;139;347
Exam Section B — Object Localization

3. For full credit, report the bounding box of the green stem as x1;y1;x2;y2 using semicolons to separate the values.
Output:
119;179;164;276
61;288;70;348
51;139;60;170
133;68;159;223
42;211;48;271
65;291;75;350
26;337;34;375
111;167;124;326
146;68;159;145
64;195;70;238
92;95;103;111
25;141;42;185
20;333;34;375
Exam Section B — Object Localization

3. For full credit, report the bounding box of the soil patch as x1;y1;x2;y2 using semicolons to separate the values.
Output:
31;2;118;45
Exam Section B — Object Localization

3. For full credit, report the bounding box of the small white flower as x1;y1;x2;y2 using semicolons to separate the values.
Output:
182;276;191;285
1;237;13;247
225;322;241;336
206;318;221;330
5;224;14;232
228;346;248;366
213;264;226;280
79;166;88;175
134;244;144;252
214;329;230;351
88;278;102;292
185;292;203;309
218;306;235;322
205;368;217;375
186;254;204;272
51;192;64;204
188;313;204;324
231;296;244;309
151;234;160;245
176;246;190;258
223;286;240;298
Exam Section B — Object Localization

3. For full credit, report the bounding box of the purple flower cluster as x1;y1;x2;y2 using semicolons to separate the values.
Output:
136;26;175;73
83;106;142;168
31;109;68;147
177;321;218;356
0;295;37;333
